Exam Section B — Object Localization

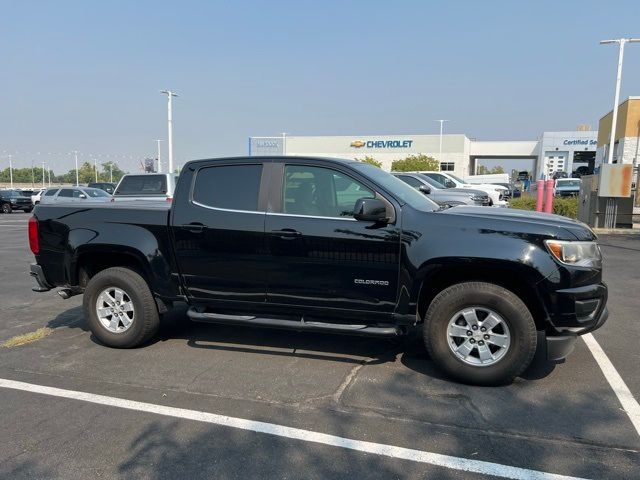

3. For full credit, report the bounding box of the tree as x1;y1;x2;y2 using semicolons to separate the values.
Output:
358;156;382;168
490;166;505;174
391;154;439;172
476;165;488;175
100;162;126;183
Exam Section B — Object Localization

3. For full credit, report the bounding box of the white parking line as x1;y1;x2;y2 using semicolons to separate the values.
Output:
0;378;585;480
582;333;640;437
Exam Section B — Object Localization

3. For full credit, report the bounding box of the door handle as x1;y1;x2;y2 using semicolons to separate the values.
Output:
271;228;302;239
181;223;205;233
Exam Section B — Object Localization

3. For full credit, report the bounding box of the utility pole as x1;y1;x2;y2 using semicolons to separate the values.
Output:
156;139;163;173
74;151;79;186
160;90;178;173
600;38;640;164
435;120;449;165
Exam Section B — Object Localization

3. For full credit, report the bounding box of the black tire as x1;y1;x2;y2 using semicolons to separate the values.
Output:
424;282;537;386
83;267;159;348
1;203;11;214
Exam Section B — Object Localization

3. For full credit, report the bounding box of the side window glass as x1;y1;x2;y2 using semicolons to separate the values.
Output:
284;165;374;218
193;164;263;211
73;190;84;198
44;189;59;197
58;189;73;198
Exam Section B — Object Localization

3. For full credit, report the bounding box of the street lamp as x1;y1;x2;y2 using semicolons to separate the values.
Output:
160;90;178;173
600;38;640;164
282;132;288;155
156;139;163;173
435;120;449;164
74;151;79;186
8;155;13;190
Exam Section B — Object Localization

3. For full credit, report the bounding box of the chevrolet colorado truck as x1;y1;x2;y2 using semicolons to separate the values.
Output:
28;156;608;385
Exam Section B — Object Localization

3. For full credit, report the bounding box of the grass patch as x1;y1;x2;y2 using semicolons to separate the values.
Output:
1;327;53;348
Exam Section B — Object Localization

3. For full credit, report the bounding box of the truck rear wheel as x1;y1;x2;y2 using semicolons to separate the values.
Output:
83;267;159;348
424;282;536;385
1;203;11;214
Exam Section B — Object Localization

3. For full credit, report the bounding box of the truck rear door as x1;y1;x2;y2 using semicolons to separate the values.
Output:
170;159;270;305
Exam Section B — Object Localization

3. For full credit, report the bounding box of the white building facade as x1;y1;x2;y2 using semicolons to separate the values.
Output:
249;131;598;179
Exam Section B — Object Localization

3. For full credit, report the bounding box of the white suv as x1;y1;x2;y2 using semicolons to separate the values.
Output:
421;172;508;206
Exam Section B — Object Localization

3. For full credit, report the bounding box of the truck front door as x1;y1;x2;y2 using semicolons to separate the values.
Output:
265;162;401;315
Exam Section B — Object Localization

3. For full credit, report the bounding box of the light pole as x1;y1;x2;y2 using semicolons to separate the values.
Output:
435;120;449;165
109;163;113;183
94;158;98;182
282;132;287;155
8;155;13;189
160;90;178;173
156;139;163;173
600;38;640;164
74;151;79;186
47;165;51;187
41;162;46;188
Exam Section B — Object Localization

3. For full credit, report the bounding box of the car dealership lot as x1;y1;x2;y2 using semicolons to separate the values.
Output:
0;212;638;479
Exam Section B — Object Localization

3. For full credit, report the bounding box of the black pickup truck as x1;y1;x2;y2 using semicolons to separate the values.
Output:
28;156;608;385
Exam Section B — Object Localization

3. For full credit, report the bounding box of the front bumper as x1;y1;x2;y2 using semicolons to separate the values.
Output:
30;263;52;292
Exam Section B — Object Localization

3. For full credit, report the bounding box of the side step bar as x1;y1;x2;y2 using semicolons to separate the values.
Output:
186;308;402;337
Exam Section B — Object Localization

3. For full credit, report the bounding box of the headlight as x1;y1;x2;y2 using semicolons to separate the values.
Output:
544;240;602;268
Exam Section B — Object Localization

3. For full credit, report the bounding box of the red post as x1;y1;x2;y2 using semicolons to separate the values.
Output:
544;179;555;213
535;180;545;212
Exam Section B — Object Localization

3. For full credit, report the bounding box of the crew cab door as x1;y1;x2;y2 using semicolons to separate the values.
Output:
170;160;270;304
264;161;401;315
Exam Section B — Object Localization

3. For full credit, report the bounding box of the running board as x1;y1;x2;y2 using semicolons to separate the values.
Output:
186;308;401;337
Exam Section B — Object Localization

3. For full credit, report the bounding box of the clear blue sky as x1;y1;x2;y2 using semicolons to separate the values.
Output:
2;0;640;174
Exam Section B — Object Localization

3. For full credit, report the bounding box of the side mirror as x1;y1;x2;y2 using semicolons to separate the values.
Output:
79;194;87;199
418;184;431;195
353;197;388;223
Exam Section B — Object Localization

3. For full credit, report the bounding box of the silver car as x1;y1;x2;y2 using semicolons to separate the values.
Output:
39;186;112;205
392;173;490;206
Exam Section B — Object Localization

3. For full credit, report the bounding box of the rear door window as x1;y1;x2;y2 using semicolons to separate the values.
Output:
115;175;167;195
58;189;74;197
193;164;263;211
44;189;59;197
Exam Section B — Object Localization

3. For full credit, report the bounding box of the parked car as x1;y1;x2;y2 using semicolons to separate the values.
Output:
552;171;568;180
554;178;581;197
112;173;178;202
420;172;508;206
39;186;112;205
392;172;490;206
88;182;117;194
31;188;47;205
29;156;608;386
0;189;33;213
572;166;591;178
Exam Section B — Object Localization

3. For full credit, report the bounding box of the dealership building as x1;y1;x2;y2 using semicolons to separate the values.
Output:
249;130;598;180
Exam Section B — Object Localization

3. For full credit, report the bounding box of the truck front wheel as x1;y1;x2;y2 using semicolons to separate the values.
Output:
424;282;537;386
83;267;159;348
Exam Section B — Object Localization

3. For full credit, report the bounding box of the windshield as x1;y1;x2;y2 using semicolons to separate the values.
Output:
447;173;466;184
84;188;110;197
351;164;438;211
416;174;443;189
556;180;581;187
1;190;22;198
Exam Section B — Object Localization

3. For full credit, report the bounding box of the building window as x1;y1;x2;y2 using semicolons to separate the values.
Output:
440;162;455;171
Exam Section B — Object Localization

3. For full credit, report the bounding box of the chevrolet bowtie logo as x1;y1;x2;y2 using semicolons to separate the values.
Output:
350;140;366;148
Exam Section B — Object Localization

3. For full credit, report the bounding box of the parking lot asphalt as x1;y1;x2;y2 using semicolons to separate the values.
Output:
0;212;638;479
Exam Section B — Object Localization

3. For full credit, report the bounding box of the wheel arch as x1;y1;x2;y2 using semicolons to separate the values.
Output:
415;260;549;330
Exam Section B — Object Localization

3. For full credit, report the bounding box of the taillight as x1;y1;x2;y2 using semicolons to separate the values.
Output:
28;216;40;254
